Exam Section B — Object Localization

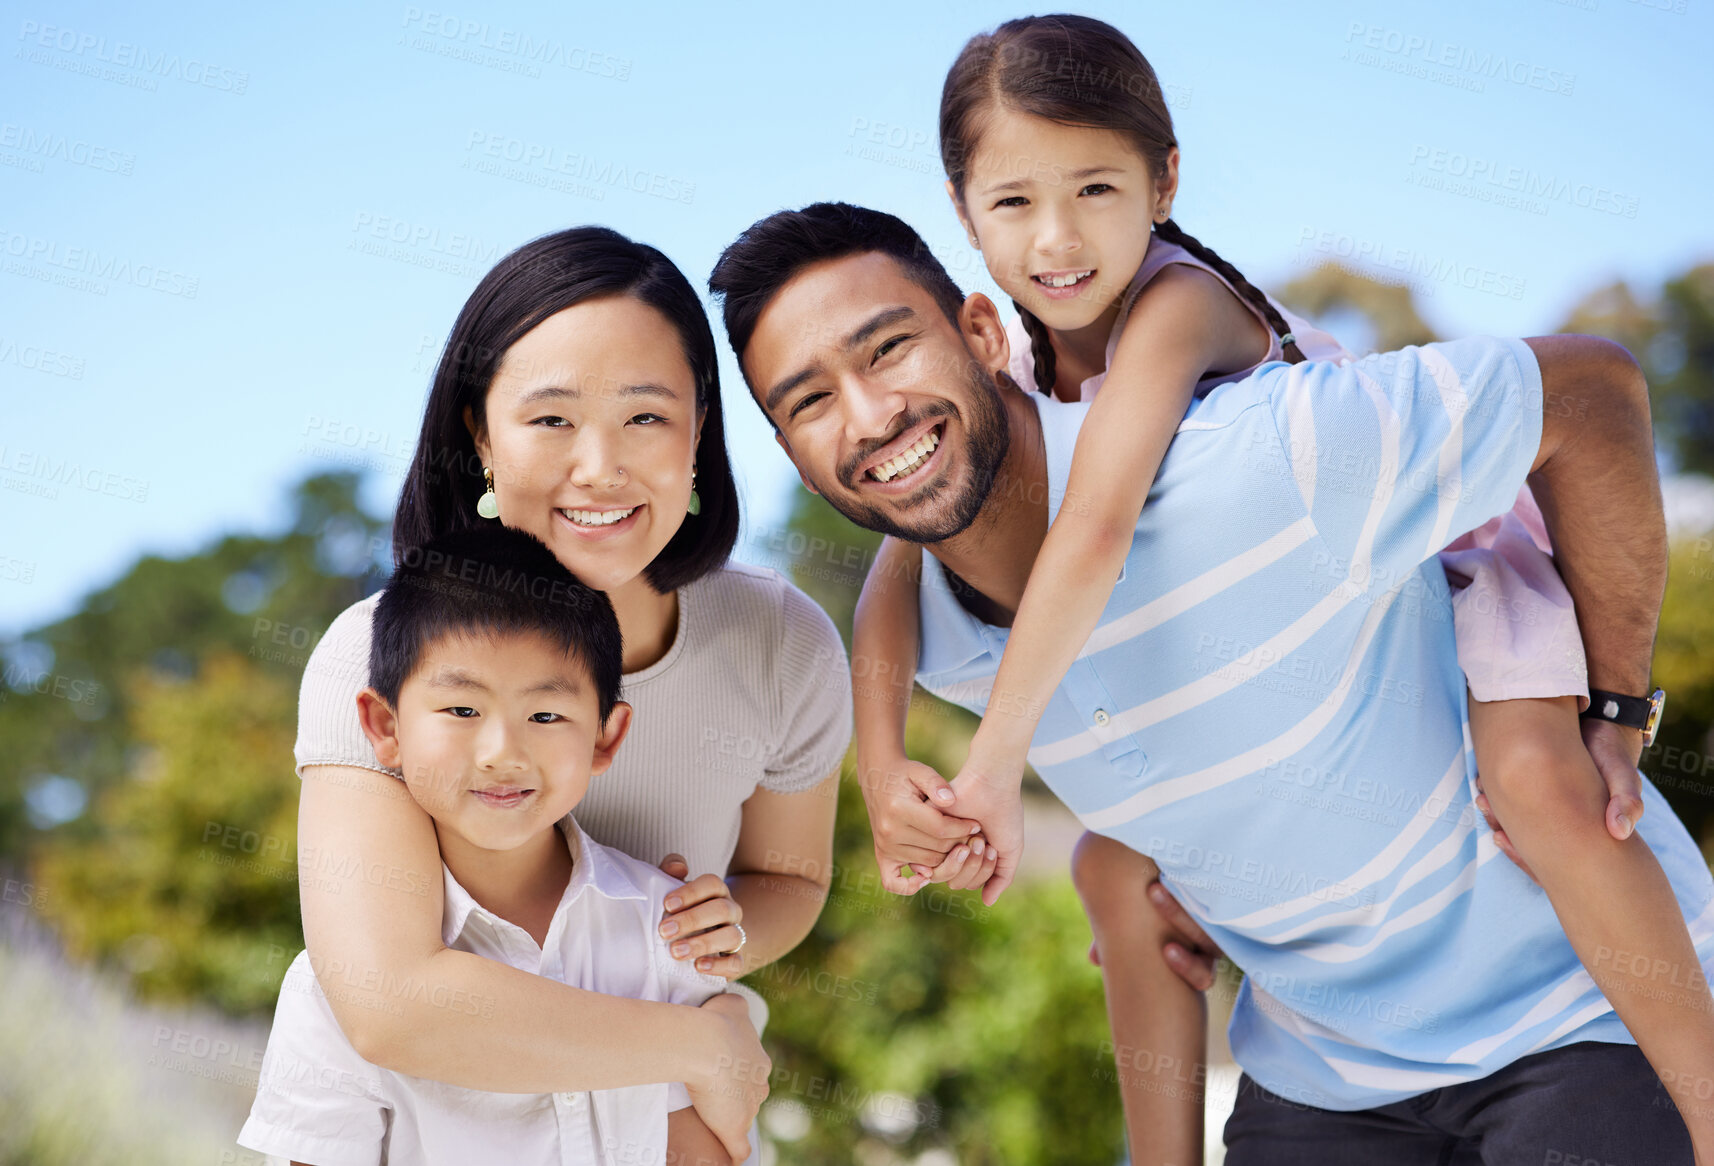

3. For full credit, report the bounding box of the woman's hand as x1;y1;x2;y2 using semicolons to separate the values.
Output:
658;855;747;979
856;752;985;895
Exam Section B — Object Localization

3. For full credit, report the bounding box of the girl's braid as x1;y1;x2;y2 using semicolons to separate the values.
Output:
1013;299;1060;395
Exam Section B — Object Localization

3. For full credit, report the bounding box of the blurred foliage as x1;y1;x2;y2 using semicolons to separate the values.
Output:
0;472;385;863
750;700;1122;1165
6;472;384;1012
1564;264;1714;478
1646;538;1714;852
1277;262;1438;354
0;919;265;1165
754;490;1120;1164
36;654;305;1013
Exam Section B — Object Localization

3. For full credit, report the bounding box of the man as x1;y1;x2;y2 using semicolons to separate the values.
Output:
709;202;1714;1161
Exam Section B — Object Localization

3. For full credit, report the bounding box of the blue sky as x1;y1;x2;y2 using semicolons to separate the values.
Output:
4;0;1712;635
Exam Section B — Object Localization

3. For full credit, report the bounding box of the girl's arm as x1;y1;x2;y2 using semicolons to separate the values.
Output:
853;535;986;893
948;265;1271;902
296;763;769;1158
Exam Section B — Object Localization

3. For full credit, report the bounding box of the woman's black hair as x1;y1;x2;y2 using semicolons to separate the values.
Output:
392;226;739;593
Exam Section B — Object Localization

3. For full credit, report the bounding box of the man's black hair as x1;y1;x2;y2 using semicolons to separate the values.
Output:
370;525;622;723
707;202;967;389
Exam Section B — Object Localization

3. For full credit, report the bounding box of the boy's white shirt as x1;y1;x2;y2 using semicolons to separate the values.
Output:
238;814;728;1166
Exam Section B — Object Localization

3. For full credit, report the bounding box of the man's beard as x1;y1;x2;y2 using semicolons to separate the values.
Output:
817;357;1012;544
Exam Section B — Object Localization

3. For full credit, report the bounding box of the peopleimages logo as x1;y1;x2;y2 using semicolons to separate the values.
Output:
16;21;250;93
1342;23;1576;96
0;123;136;174
0;229;199;299
399;8;631;80
1408;145;1640;218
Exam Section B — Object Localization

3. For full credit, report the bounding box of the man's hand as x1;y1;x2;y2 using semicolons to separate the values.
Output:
857;754;983;895
1580;717;1645;840
687;993;769;1163
945;759;1026;906
1144;879;1226;992
1088;878;1227;992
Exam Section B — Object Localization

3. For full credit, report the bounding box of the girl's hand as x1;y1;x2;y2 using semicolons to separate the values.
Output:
657;855;746;979
857;753;984;895
945;753;1027;906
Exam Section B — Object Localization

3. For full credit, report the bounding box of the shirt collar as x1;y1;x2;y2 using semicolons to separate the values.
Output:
916;391;1090;681
440;813;652;948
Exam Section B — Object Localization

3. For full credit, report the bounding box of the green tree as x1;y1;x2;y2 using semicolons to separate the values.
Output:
1276;262;1439;354
1563;265;1714;478
35;653;304;1013
1;472;386;862
752;489;1124;1163
1644;538;1714;858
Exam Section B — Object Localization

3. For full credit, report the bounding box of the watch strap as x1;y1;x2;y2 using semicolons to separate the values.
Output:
1581;689;1654;730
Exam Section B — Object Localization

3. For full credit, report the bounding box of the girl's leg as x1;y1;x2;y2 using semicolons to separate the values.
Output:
1071;831;1207;1166
1470;695;1714;1161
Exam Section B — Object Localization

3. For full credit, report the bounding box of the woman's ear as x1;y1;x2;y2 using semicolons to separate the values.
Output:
463;404;491;466
946;180;978;247
957;292;1011;375
355;688;403;770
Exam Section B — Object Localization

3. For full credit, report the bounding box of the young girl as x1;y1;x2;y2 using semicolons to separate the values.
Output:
850;13;1714;1164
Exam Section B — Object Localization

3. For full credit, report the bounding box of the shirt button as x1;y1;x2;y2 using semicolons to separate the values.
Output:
1093;709;1111;727
559;1092;581;1105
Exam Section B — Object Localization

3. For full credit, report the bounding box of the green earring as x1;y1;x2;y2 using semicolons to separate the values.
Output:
687;466;701;517
476;467;500;519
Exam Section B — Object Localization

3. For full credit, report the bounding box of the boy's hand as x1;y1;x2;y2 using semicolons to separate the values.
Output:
857;754;984;895
946;760;1026;906
688;993;769;1163
658;856;746;979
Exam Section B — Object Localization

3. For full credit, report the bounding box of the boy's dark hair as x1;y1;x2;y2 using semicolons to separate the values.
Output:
370;525;623;723
707;202;967;398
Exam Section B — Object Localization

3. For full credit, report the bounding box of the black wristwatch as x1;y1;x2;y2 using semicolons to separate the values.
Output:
1581;688;1666;747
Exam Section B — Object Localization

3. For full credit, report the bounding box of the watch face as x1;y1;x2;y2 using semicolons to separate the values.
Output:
1643;689;1666;748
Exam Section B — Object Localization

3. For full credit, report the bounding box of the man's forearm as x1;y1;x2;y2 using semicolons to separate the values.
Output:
1523;335;1667;695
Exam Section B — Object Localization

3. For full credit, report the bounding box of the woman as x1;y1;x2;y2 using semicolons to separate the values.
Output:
294;226;851;1160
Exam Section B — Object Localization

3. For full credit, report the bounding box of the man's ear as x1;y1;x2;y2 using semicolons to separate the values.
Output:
462;405;491;466
774;432;820;496
589;700;633;776
946;180;978;246
356;688;403;769
957;292;1011;376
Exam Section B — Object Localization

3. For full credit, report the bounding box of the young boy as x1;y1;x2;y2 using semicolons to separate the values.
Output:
239;525;734;1166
